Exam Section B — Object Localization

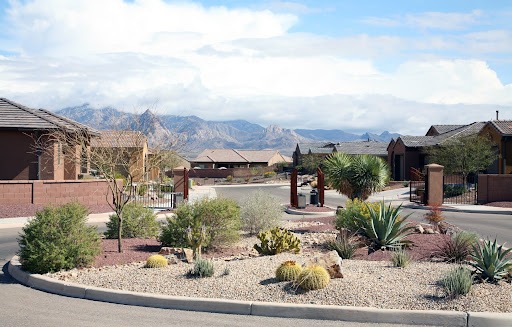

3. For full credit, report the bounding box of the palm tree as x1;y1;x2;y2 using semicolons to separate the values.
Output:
323;153;390;200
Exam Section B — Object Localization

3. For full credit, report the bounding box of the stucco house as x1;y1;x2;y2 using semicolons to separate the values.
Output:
191;149;291;169
479;120;512;174
0;97;98;180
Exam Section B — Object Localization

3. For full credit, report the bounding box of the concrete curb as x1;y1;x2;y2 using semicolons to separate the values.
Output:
284;207;336;216
8;256;512;326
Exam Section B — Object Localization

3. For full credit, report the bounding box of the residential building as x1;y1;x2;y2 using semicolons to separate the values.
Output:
479;120;512;174
191;149;291;169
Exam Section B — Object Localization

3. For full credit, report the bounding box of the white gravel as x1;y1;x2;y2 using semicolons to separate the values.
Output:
48;253;512;313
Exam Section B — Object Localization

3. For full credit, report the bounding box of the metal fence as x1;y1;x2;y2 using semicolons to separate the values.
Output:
443;174;478;205
409;167;426;204
130;182;183;209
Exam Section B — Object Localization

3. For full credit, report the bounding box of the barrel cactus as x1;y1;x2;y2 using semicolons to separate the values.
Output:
297;265;330;290
276;260;302;282
145;254;168;268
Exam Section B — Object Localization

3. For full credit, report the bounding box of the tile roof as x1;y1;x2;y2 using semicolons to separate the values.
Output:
400;136;437;147
193;149;285;164
489;120;512;135
428;125;465;136
399;122;486;148
296;142;334;154
0;97;98;134
334;141;388;156
90;130;147;148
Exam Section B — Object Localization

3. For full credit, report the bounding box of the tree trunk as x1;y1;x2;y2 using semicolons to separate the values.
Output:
117;212;123;253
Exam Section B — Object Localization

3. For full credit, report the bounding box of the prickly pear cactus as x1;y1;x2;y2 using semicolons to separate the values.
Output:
297;265;330;290
145;254;168;268
275;260;302;282
254;227;301;255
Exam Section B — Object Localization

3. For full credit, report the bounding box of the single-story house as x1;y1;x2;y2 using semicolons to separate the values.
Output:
191;149;291;169
479;120;512;174
387;122;486;180
0;97;98;180
90;130;148;182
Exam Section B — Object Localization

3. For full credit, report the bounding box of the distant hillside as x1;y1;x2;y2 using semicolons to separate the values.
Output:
56;104;399;158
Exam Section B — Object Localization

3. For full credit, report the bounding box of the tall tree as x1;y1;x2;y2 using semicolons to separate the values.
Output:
426;135;497;183
323;153;390;200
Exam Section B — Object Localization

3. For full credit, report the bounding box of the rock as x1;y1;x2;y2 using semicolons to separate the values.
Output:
424;227;435;234
305;250;343;279
165;254;180;264
415;224;425;234
183;248;194;263
159;247;177;255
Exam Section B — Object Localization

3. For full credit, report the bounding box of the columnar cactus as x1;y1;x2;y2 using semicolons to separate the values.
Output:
275;260;302;281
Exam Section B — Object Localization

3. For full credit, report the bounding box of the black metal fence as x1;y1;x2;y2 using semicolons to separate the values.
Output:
443;174;478;204
409;167;426;204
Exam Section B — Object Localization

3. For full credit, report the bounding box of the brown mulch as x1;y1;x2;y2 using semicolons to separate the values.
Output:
0;204;114;219
95;216;450;268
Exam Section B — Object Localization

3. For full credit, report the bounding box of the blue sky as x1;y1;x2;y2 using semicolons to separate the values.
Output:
1;0;511;134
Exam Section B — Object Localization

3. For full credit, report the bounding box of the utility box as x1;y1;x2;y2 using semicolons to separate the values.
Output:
297;193;307;209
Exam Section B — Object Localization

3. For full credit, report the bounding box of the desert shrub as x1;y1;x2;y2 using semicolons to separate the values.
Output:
226;175;233;182
440;266;473;298
391;249;411;268
326;229;359;259
137;184;148;196
402;181;409;187
240;190;283;235
435;231;479;263
335;199;381;233
297;265;330;291
254;227;301;255
275;261;302;282
354;201;414;251
263;171;277;178
444;184;466;197
424;205;445;230
105;202;160;239
18;202;101;274
145;254;168;268
188;258;214;278
469;238;512;282
160;183;173;193
160;197;241;250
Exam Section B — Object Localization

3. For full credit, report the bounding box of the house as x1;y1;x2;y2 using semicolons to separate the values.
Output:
479;121;512;174
0;98;98;180
388;122;486;180
293;140;389;168
90;130;148;182
191;149;291;169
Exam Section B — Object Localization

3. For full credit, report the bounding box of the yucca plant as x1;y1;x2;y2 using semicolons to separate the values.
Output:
469;238;512;282
354;201;414;251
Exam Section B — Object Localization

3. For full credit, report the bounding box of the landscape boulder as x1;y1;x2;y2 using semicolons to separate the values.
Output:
305;250;343;278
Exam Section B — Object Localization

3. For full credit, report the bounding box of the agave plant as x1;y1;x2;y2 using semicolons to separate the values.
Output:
469;238;512;282
354;201;414;251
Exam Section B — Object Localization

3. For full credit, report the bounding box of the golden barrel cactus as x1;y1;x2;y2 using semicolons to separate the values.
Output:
275;260;302;282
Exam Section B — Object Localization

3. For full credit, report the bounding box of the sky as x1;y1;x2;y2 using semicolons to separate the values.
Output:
1;0;512;135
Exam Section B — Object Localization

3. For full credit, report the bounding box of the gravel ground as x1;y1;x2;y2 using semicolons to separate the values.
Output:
49;253;512;313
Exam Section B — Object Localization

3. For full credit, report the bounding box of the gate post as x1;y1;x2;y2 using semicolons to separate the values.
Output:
317;167;324;207
290;169;298;208
425;164;444;206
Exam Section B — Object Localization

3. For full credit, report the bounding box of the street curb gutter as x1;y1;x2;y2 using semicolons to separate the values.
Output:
8;256;512;327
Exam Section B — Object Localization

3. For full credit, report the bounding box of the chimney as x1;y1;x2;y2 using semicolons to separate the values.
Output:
496;110;499;120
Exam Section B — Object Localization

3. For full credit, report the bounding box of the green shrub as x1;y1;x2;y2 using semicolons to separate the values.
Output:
188;258;214;278
440;266;473;298
18;202;101;274
326;229;359;259
226;175;233;182
391;249;411;268
469;238;512;282
254;227;301;255
335;199;381;233
160;198;241;250
263;171;277;178
105;202;160;239
160;183;173;193
137;184;148;196
444;184;466;197
145;254;168;268
402;181;409;187
297;265;330;291
240;190;283;235
275;261;302;282
435;231;479;263
354;201;414;251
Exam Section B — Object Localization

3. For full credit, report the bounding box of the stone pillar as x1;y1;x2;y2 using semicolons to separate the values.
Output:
425;164;444;206
317;167;324;207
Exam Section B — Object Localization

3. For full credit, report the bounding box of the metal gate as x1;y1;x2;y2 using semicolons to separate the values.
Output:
129;182;182;209
409;167;426;204
443;174;477;204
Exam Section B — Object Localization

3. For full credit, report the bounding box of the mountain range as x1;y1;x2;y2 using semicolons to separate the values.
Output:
56;104;400;158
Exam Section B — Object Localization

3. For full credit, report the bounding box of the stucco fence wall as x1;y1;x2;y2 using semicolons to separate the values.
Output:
478;174;512;203
0;179;115;206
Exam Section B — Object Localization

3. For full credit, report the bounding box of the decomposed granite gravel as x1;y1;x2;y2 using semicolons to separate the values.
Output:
48;253;512;313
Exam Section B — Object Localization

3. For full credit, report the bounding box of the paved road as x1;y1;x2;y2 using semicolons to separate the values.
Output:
214;184;512;245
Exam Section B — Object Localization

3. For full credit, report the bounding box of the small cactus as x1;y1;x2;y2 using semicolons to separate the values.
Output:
297;265;330;291
145;254;168;268
275;261;302;282
254;227;301;255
